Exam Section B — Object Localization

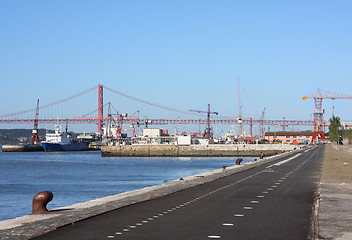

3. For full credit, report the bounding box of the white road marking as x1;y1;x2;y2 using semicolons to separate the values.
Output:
208;236;221;239
266;153;302;168
272;185;277;188
123;229;129;232
115;232;122;235
275;182;281;185
142;220;148;223
148;218;154;220
257;195;264;198
107;236;115;238
223;223;234;226
251;200;259;203
235;214;244;217
243;207;252;210
262;191;269;194
130;226;136;228
267;188;273;190
136;223;142;226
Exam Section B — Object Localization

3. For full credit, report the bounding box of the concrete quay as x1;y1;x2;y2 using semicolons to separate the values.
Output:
101;144;298;157
1;145;44;152
0;147;303;240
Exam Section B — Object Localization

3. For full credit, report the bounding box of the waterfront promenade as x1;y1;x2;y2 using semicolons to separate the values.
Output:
317;144;352;239
31;146;321;239
1;144;351;239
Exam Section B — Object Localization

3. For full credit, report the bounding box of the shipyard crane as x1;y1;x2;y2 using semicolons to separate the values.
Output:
237;77;243;139
31;99;40;145
303;89;352;142
189;104;218;139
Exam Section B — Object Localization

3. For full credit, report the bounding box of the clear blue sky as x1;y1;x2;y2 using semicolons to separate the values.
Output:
1;1;351;132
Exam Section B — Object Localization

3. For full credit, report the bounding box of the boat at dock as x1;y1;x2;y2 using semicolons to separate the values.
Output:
41;125;89;151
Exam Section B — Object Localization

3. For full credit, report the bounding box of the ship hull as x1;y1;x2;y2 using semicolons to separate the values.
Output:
42;142;89;152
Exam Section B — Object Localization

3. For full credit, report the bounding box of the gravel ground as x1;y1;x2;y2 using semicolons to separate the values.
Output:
318;144;352;240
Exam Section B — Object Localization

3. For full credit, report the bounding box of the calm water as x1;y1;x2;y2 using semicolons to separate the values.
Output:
0;150;252;221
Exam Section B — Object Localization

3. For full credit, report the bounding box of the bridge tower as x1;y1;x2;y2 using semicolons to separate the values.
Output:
98;84;104;134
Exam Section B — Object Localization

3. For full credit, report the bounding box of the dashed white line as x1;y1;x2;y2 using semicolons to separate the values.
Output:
262;191;269;194
115;232;122;235
243;206;252;210
222;223;234;226
208;236;221;239
234;214;244;217
257;195;264;198
251;200;259;203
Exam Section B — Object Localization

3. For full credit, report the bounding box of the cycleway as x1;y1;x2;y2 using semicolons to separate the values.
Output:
33;146;323;240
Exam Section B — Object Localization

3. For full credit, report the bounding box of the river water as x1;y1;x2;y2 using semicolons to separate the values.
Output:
0;150;253;221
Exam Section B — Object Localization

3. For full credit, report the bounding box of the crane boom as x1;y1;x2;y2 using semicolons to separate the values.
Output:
303;89;352;100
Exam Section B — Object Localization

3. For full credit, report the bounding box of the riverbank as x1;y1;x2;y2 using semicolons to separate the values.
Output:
101;144;299;157
317;144;352;239
0;148;302;239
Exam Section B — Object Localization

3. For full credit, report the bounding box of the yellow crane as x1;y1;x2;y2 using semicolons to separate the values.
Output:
302;89;352;142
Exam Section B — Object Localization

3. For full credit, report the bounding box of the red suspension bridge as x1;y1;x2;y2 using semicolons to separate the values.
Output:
0;84;349;136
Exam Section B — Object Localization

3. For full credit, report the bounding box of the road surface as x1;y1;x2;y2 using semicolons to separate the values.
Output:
32;146;323;240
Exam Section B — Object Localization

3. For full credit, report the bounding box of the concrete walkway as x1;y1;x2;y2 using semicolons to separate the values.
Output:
317;144;352;239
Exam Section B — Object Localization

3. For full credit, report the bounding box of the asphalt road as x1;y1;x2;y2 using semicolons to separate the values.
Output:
32;146;323;240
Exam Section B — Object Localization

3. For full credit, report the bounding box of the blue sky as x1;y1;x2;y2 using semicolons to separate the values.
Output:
1;1;351;133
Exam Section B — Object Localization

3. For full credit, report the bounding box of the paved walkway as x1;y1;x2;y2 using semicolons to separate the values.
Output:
318;144;352;239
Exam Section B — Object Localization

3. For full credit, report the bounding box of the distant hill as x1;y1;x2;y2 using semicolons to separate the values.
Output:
0;129;79;145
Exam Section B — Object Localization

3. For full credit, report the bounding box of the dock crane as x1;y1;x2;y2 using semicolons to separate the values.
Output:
302;89;352;142
189;104;218;139
31;99;40;145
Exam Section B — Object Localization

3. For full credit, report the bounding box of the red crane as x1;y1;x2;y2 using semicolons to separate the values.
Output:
189;104;218;139
303;89;352;142
31;99;40;145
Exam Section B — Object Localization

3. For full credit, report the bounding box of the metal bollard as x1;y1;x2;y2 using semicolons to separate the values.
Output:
31;191;53;214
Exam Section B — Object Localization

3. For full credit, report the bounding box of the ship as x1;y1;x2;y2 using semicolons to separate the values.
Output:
41;124;89;151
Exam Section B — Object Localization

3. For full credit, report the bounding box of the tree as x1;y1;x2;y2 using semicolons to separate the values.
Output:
329;115;341;144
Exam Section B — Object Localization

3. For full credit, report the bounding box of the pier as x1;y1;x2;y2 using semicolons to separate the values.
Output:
101;144;298;157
